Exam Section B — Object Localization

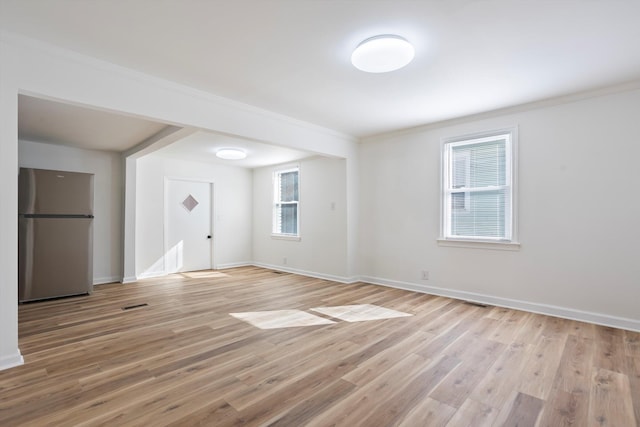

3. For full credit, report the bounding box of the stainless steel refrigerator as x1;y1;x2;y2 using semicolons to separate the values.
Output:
18;168;94;302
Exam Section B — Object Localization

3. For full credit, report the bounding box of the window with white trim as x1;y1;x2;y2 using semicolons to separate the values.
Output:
441;129;517;243
273;167;299;236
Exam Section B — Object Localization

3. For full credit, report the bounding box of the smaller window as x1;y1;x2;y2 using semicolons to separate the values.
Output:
441;128;518;245
273;167;299;237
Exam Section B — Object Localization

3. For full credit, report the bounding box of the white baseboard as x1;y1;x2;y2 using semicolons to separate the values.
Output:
93;276;120;285
215;262;252;270
136;271;166;280
0;349;24;372
251;262;359;284
359;276;640;333
121;276;137;284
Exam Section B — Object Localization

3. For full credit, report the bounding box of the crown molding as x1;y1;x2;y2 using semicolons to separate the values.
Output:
361;79;640;143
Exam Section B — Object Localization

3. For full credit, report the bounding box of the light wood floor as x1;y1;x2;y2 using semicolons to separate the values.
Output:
1;266;639;426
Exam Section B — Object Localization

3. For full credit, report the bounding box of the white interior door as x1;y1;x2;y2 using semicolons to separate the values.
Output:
166;179;212;273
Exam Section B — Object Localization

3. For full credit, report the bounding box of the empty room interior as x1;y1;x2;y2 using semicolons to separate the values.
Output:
1;1;640;426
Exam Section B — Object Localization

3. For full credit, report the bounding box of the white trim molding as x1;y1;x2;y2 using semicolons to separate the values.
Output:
360;275;640;333
93;276;121;285
136;271;166;280
0;350;24;372
436;239;521;251
252;262;359;284
216;262;253;270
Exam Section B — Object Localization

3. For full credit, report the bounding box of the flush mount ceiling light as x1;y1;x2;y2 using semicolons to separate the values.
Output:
216;148;247;160
351;35;415;73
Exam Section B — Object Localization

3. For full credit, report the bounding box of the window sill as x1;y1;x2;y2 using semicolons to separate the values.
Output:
437;238;520;251
271;234;301;242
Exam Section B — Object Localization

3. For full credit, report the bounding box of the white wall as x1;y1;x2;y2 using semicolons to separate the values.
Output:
253;157;349;281
0;37;22;370
136;154;253;278
19;140;123;284
359;88;640;329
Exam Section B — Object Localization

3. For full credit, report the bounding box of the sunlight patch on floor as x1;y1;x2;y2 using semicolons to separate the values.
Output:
310;304;412;322
230;310;336;329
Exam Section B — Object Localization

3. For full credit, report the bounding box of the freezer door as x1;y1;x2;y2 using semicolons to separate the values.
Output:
19;168;94;215
19;217;93;302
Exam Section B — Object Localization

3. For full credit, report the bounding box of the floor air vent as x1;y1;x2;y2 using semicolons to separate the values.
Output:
122;303;149;310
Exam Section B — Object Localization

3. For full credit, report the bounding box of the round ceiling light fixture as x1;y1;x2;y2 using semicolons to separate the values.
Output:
216;148;247;160
351;35;415;73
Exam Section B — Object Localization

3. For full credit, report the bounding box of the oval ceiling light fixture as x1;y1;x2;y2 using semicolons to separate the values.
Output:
216;148;247;160
351;34;415;73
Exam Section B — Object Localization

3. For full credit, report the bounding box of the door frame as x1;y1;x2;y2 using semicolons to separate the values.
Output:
163;177;215;274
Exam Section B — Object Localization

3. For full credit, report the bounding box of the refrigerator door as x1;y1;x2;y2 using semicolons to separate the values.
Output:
19;217;93;302
19;168;94;215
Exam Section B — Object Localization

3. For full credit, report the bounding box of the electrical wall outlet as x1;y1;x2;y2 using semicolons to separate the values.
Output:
421;270;429;280
283;257;287;265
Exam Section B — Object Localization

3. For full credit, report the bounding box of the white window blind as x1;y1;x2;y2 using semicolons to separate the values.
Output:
273;168;299;236
442;131;514;241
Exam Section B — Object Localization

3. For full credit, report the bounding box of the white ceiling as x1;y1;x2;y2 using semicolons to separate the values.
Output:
18;95;168;151
154;131;317;169
4;0;640;138
17;94;318;165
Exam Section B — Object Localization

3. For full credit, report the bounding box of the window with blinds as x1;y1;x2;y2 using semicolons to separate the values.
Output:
442;130;515;242
273;168;299;236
